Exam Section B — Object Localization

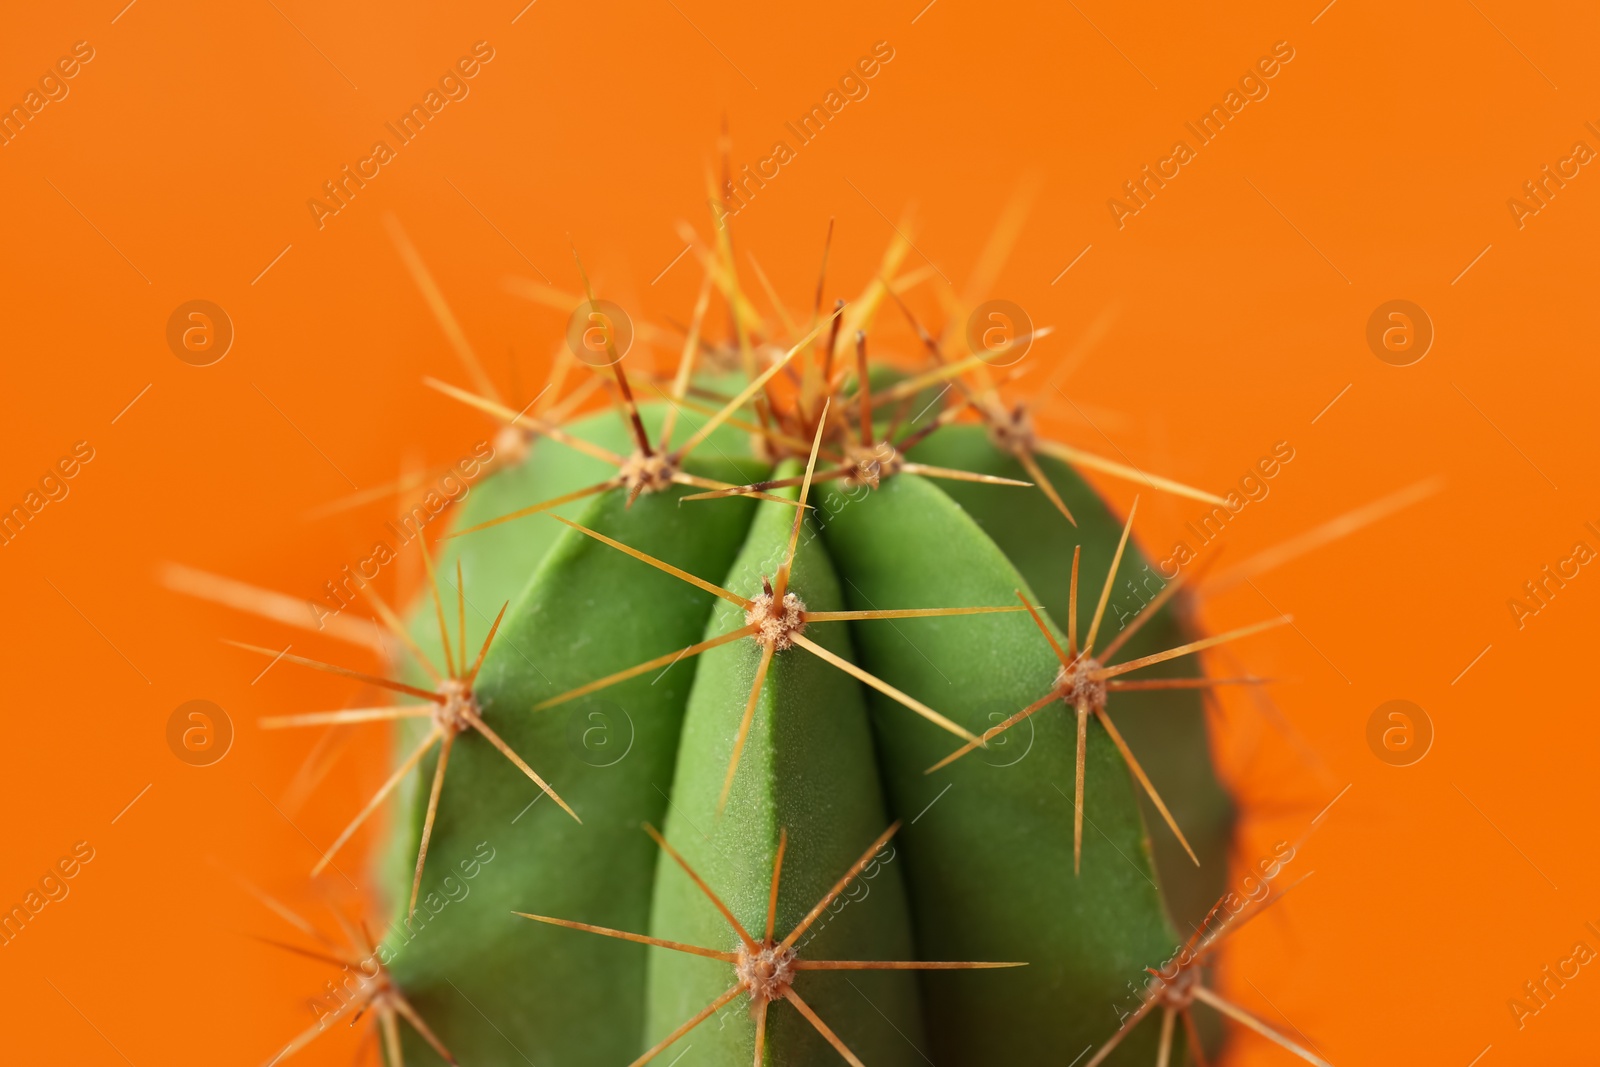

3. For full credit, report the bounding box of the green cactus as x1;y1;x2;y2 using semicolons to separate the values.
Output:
223;220;1336;1067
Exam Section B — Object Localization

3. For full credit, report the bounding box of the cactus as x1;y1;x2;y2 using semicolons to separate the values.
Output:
211;207;1341;1067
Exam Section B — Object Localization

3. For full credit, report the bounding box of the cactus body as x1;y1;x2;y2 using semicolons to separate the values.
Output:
358;391;1237;1066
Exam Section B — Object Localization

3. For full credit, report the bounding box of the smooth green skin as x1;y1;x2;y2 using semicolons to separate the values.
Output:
647;472;924;1066
817;472;1178;1065
908;426;1234;936
388;451;765;1064
409;435;616;663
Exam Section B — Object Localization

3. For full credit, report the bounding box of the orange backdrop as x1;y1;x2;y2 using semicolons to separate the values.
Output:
2;1;1595;1064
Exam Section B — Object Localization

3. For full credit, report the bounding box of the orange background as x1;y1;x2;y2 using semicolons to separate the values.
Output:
2;1;1595;1064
